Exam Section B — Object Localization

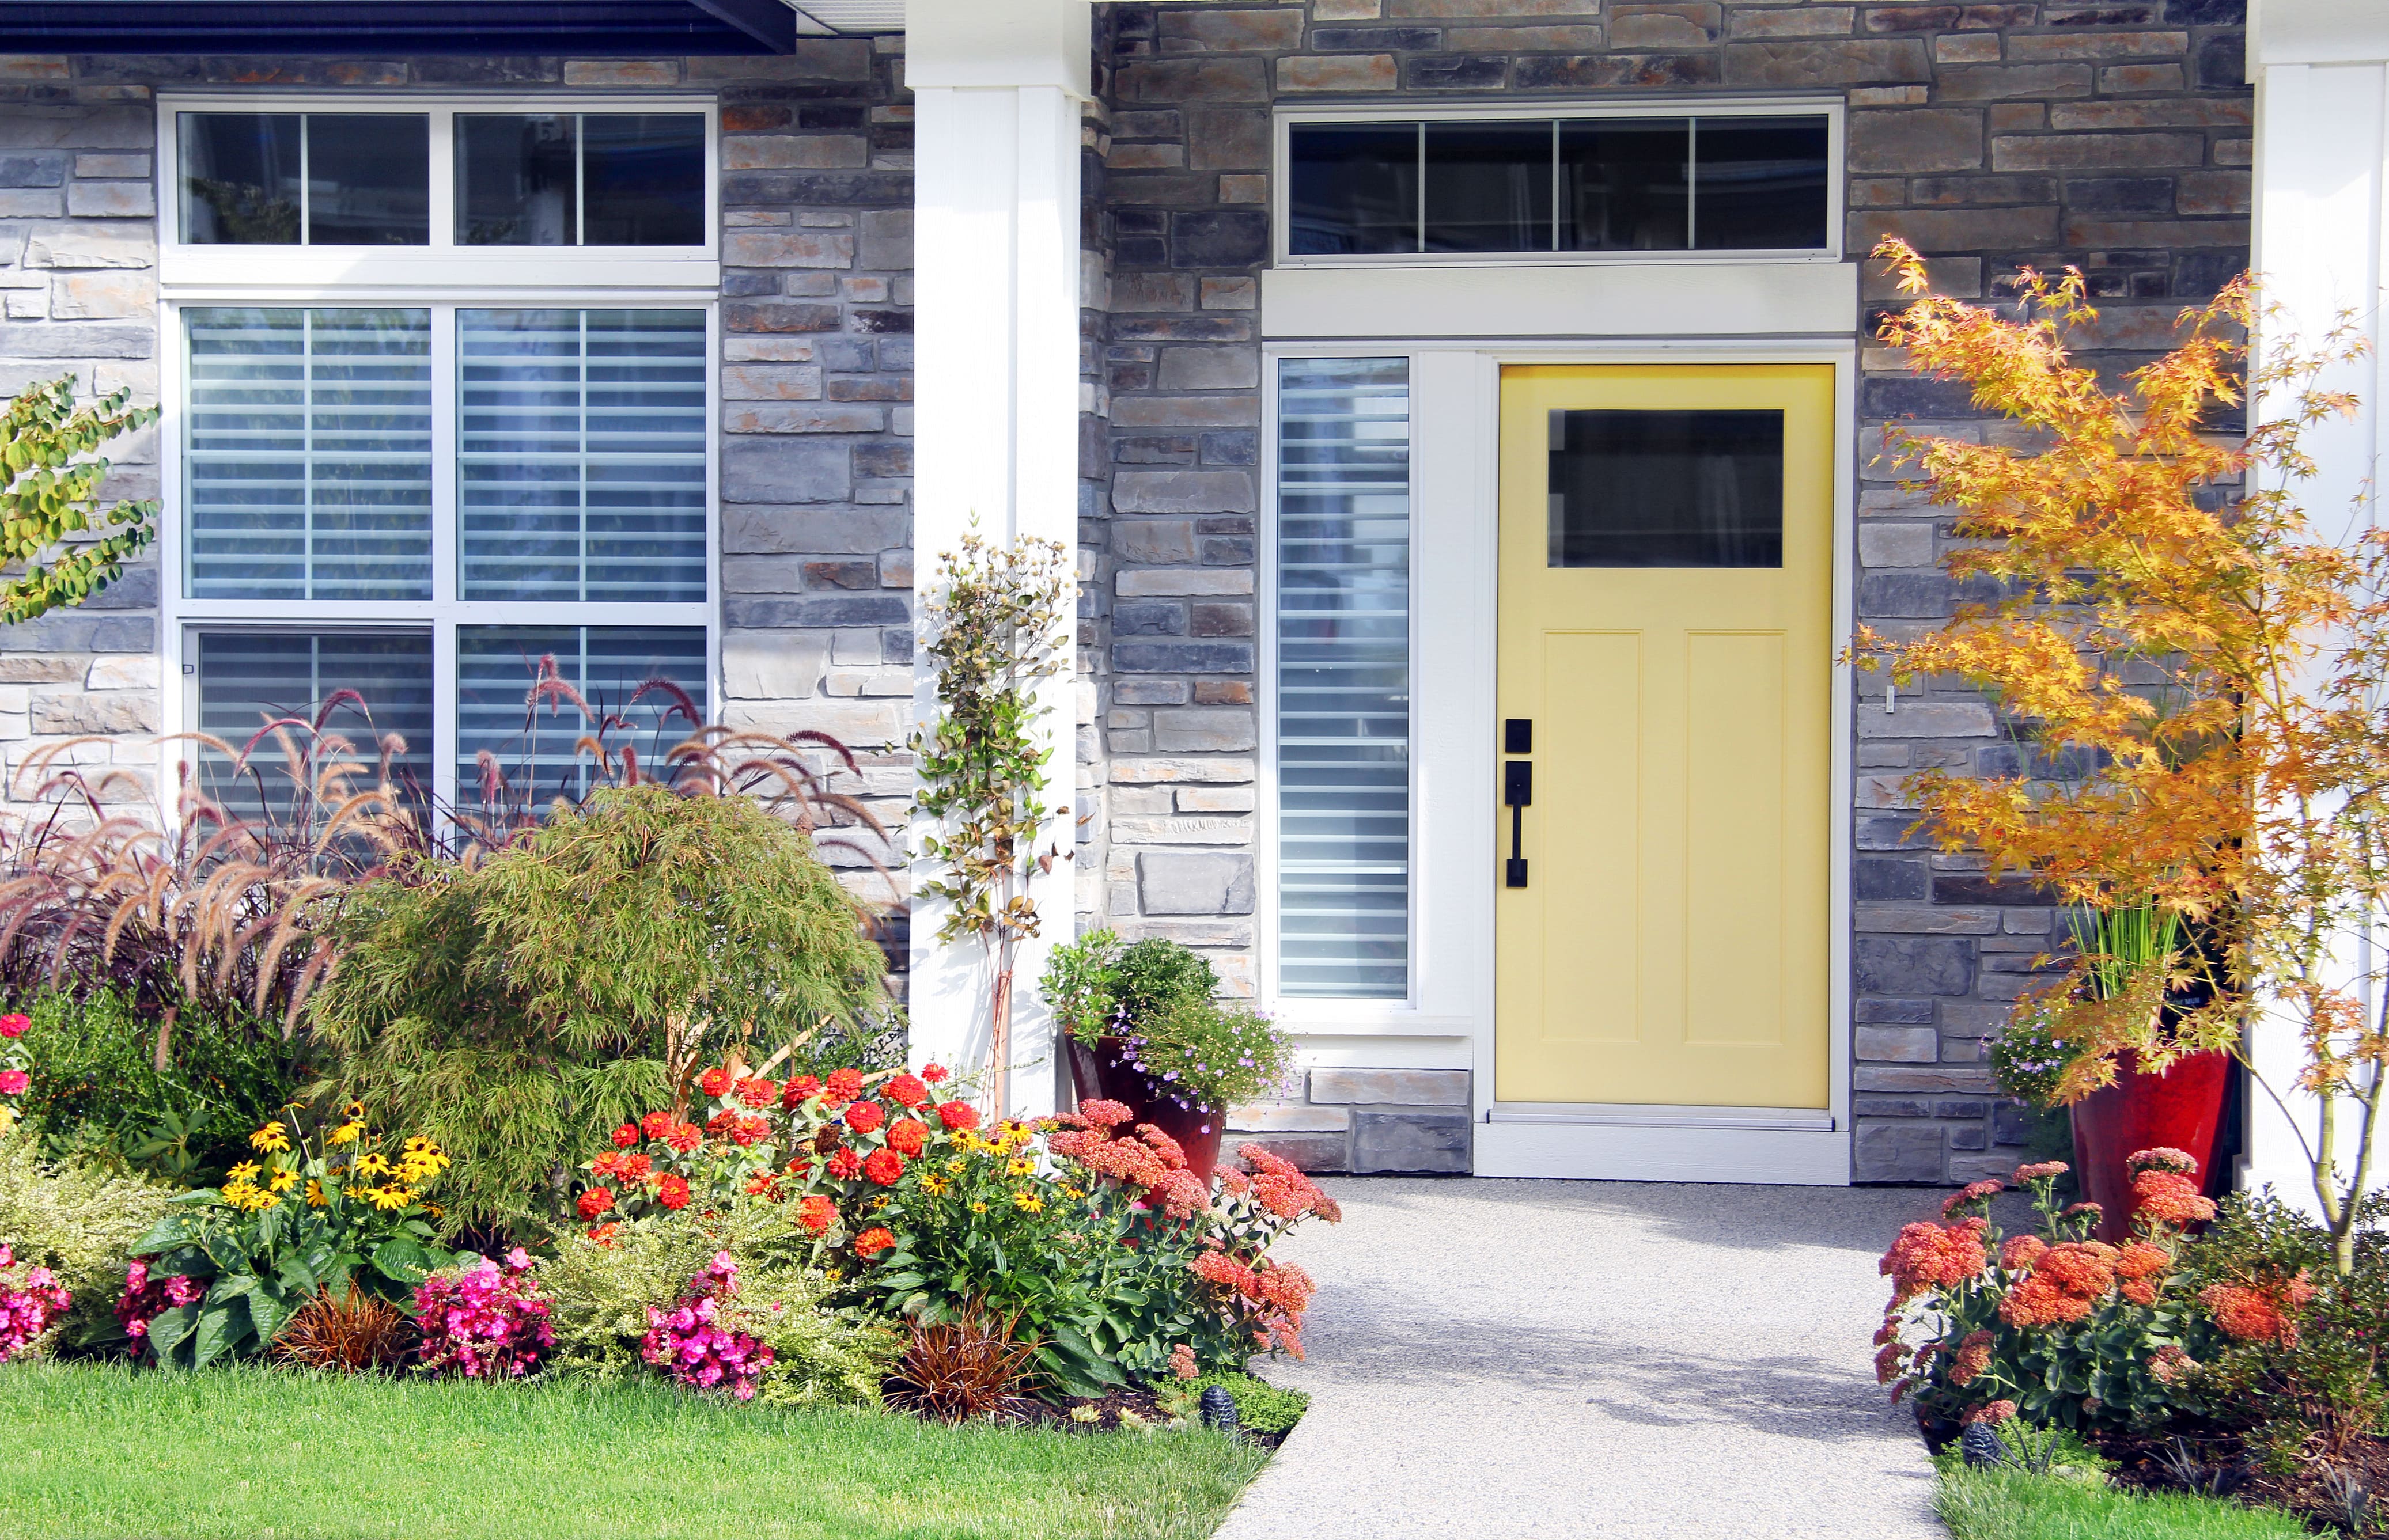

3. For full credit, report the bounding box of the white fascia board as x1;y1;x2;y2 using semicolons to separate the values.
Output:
2254;0;2389;65
1261;261;1860;340
905;0;1092;93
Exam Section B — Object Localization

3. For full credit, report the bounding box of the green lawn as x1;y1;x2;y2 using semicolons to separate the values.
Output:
1937;1466;2312;1540
0;1361;1270;1540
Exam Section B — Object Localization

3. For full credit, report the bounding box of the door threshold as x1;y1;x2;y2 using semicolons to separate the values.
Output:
1488;1101;1834;1132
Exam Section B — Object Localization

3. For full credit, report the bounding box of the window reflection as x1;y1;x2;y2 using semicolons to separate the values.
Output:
1548;410;1784;568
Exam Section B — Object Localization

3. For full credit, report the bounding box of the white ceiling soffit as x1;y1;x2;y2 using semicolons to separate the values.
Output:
786;0;907;35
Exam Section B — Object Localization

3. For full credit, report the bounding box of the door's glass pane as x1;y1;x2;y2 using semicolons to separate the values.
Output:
456;113;577;246
458;309;708;602
1559;118;1690;251
304;115;430;246
1287;124;1418;257
581;115;706;246
184;308;434;601
1423;121;1552;253
179;113;301;245
1275;358;1411;1000
193;629;434;818
1548;409;1784;568
1693;116;1830;251
457;625;708;805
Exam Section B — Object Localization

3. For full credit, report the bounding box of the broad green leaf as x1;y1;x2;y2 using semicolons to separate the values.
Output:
370;1237;435;1286
142;1302;202;1361
191;1296;253;1370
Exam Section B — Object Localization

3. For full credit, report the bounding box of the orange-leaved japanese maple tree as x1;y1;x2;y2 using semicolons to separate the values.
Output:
1851;236;2386;1272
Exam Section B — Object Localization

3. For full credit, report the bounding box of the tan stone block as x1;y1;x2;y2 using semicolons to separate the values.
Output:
1312;0;1382;16
1275;55;1399;93
84;655;156;691
1308;1068;1470;1107
1107;757;1256;784
1107;815;1252;845
562;59;680;85
48;270;151;320
1229;1105;1351;1133
1176;785;1256;813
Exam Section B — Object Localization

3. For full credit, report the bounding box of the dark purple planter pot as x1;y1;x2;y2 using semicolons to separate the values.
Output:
1066;1036;1224;1185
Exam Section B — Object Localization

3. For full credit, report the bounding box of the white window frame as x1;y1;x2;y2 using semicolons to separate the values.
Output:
154;92;722;824
157;93;721;291
1271;97;1846;270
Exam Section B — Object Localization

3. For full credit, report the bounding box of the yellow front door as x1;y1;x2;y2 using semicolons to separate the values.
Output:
1495;364;1833;1110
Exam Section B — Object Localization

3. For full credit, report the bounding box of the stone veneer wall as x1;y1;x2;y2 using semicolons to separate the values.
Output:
0;47;918;908
1080;0;2251;1179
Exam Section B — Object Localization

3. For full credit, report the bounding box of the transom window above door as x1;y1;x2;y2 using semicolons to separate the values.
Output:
1278;106;1838;264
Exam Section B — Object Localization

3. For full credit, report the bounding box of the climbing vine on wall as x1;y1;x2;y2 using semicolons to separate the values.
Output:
1;375;158;625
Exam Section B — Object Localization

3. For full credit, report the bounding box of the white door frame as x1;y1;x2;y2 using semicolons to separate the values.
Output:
1261;333;1858;1184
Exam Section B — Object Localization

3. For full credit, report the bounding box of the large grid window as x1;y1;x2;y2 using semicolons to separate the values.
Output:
168;96;716;822
1274;359;1413;999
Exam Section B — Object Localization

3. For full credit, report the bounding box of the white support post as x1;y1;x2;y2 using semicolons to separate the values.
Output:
2246;0;2389;1209
906;0;1091;1118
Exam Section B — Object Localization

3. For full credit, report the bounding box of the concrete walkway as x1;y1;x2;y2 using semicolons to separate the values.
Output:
1212;1178;1945;1540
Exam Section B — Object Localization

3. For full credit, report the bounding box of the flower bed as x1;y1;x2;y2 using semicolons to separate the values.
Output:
1876;1153;2389;1535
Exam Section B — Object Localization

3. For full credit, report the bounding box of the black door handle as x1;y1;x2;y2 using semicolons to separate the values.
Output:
1504;759;1531;888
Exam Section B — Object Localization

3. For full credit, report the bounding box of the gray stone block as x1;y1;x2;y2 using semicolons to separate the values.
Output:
1152;706;1255;752
1854;1122;1945;1182
1353;1111;1471;1174
1136;851;1255;916
1854;936;1975;997
721;438;852;504
1235;1132;1349;1174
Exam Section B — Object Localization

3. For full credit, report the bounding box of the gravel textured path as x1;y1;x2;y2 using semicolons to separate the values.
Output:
1210;1177;1945;1540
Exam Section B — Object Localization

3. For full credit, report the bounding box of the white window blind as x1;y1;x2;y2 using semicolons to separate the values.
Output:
457;625;707;803
192;631;435;813
457;308;707;603
184;308;434;601
1275;358;1413;999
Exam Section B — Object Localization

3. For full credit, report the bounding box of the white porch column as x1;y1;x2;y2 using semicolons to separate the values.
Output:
905;0;1091;1117
2246;0;2389;1208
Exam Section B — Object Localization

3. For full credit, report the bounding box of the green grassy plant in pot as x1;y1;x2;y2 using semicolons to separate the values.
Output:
1039;931;1294;1183
1993;899;2230;1244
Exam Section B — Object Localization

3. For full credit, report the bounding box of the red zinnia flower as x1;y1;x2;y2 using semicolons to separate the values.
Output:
611;1123;640;1149
737;1076;778;1110
0;1012;27;1039
664;1121;701;1152
862;1147;903;1186
781;1077;815;1109
706;1109;739;1136
887;1117;928;1156
731;1115;769;1147
576;1187;615;1220
640;1110;672;1139
935;1100;979;1132
884;1073;929;1109
827;1148;863;1179
825;1067;863;1101
656;1174;691;1211
588;1220;622;1246
699;1066;733;1098
796;1194;836;1234
844;1100;885;1135
921;1063;948;1084
854;1227;896;1256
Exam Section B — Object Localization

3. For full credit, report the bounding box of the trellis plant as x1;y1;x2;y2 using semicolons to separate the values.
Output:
1;375;158;625
910;529;1072;1112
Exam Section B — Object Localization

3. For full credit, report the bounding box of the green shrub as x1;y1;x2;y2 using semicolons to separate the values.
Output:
2173;1188;2389;1470
538;1204;896;1406
16;987;300;1184
0;1128;175;1352
310;786;893;1232
1189;1371;1308;1436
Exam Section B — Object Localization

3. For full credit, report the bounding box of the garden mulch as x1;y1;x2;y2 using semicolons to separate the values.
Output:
1210;1176;1944;1540
2099;1423;2389;1533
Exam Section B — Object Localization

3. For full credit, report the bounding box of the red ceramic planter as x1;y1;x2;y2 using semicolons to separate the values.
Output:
2068;1049;2231;1243
1066;1037;1225;1185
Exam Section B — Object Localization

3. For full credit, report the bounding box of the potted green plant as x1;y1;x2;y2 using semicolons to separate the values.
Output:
1992;898;2231;1241
1039;931;1293;1182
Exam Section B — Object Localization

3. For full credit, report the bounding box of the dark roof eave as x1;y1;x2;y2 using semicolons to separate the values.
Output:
0;1;801;56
